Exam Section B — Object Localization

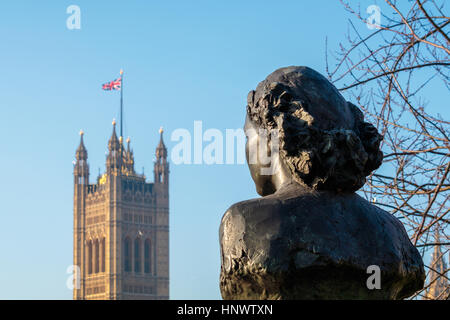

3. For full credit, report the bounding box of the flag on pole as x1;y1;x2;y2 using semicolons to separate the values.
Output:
102;77;122;91
102;70;124;137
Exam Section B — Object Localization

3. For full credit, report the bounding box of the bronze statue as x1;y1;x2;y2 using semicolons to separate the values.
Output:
219;66;425;299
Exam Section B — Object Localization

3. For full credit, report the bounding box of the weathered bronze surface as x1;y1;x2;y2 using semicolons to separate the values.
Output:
219;66;425;299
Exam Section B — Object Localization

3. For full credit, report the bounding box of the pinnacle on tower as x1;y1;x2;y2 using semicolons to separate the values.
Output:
123;136;135;174
154;127;169;184
108;119;120;151
74;129;89;183
424;228;449;299
156;127;167;160
126;137;131;151
76;130;88;160
106;119;124;174
125;136;133;159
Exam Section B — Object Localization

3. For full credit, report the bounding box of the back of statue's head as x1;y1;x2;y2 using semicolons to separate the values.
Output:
246;66;383;192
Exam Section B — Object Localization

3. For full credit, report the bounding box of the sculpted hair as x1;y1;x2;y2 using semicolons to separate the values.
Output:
246;70;383;192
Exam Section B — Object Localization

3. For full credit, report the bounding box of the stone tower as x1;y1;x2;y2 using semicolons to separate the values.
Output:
73;121;169;300
424;229;449;300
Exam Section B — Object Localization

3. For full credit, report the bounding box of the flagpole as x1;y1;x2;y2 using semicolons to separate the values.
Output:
120;69;124;138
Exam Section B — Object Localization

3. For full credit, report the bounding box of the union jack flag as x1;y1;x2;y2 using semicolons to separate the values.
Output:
102;77;122;91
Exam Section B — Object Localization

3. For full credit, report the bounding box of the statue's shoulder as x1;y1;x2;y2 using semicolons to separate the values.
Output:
222;196;283;218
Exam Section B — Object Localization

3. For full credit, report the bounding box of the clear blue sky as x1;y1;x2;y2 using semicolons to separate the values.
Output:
0;1;446;299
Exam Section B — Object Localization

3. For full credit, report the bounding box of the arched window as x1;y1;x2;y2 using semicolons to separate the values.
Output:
144;239;151;274
94;239;100;273
134;238;141;273
124;238;131;272
101;238;105;273
87;240;93;274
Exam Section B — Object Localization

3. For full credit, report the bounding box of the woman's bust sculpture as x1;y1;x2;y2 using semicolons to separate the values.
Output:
219;66;424;299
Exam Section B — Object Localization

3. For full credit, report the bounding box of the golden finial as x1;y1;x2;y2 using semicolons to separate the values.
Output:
159;126;164;134
126;137;131;144
119;136;123;143
79;129;84;136
99;174;107;185
120;69;124;75
112;119;116;126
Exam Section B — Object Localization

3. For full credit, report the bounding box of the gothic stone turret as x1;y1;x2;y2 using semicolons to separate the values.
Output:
423;228;449;300
73;122;169;300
